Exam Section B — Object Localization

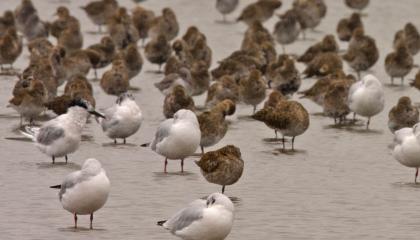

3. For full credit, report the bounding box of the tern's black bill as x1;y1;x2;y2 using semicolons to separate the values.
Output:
89;110;105;119
50;185;61;189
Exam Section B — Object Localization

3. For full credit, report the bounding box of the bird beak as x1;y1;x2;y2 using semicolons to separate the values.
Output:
89;110;105;118
50;184;61;189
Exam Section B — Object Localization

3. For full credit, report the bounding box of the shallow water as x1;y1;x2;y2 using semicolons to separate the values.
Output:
1;0;420;239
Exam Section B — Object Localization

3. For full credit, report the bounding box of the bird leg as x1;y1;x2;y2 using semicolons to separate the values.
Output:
275;130;278;140
366;117;370;130
74;213;78;229
253;105;256;114
164;158;168;173
158;64;162;73
415;168;419;184
222;185;225;194
114;139;117;144
201;146;204;155
94;69;98;80
282;136;285;151
292;137;295;151
353;113;356;122
90;213;93;229
65;155;68;164
123;138;126;144
401;76;404;86
181;159;184;173
52;156;55;164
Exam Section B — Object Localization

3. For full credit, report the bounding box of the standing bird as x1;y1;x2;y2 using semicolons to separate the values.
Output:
392;125;420;183
145;34;172;72
100;93;143;144
238;69;267;114
393;23;420;56
198;100;236;153
131;6;155;47
50;158;110;229
151;109;201;173
336;13;363;42
293;0;326;39
148;8;179;41
345;0;369;13
85;36;116;79
385;42;413;85
80;0;118;33
0;27;22;72
388;97;419;133
237;0;282;26
20;99;105;163
8;77;47;125
216;0;239;22
100;60;129;96
348;74;384;129
342;28;379;79
158;193;234;240
196;145;244;193
253;99;310;151
273;9;301;53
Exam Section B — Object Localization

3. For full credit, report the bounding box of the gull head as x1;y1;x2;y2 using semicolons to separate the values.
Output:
206;193;234;212
70;98;105;118
173;109;198;124
82;158;103;175
362;74;381;88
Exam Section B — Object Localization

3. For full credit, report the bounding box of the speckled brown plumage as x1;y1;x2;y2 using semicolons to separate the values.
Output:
323;80;351;124
195;145;244;193
237;0;282;26
0;27;22;71
253;99;310;150
81;0;118;33
163;85;195;119
238;69;267;113
132;6;155;46
303;52;343;78
206;75;239;108
100;60;129;96
388;96;419;133
298;34;338;64
148;8;179;41
144;34;172;72
336;13;363;42
342;28;379;78
385;42;413;85
198;100;236;152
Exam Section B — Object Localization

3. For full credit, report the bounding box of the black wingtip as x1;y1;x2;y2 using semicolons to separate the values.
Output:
157;220;167;226
50;185;61;189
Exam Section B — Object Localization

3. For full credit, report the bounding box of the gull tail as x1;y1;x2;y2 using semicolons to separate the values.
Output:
19;126;39;141
157;220;167;226
50;185;61;189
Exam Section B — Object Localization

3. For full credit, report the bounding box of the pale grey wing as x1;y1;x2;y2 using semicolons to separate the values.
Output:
101;107;119;131
36;125;65;145
58;171;82;201
150;119;173;151
164;199;206;233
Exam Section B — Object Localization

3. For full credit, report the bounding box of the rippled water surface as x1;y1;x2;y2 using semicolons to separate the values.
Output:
1;0;420;239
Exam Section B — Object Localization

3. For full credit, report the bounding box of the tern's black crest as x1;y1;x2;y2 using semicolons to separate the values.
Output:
69;98;89;110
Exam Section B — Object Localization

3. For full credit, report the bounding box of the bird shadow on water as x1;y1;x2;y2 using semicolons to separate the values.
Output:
153;171;199;182
102;142;138;148
236;115;255;121
58;227;107;232
36;162;81;170
391;182;420;189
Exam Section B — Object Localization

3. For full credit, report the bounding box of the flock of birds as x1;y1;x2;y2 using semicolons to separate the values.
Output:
1;0;420;239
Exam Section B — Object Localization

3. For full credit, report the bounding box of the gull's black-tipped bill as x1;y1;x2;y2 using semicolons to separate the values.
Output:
157;220;167;226
89;110;105;119
50;184;61;189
